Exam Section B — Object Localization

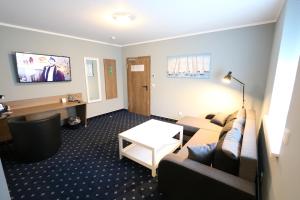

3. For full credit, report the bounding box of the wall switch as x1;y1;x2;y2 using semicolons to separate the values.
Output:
151;83;156;88
178;112;183;116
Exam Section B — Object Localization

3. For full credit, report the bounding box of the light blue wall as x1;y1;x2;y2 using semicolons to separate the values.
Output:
261;0;300;199
0;26;125;118
123;24;274;120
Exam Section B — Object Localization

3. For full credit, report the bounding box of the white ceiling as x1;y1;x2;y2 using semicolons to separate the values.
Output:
0;0;284;46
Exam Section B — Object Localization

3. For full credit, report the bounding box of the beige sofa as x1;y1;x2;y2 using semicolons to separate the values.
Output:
158;110;257;200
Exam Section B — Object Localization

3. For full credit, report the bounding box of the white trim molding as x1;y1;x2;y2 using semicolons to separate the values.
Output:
0;20;276;48
0;22;121;47
122;20;276;47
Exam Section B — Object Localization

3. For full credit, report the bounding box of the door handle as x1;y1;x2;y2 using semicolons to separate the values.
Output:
142;85;148;91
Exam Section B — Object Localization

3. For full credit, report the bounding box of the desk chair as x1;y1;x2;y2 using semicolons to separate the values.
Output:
8;114;61;162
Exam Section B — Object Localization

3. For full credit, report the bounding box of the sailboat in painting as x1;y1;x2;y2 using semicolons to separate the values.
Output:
167;54;211;79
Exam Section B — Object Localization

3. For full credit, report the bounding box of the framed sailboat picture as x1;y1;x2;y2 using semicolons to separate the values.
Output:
167;54;211;79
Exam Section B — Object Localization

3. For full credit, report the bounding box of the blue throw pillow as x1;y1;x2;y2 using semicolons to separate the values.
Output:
187;143;217;166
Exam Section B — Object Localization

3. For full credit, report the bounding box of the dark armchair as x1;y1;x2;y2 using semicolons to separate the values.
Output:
8;113;62;162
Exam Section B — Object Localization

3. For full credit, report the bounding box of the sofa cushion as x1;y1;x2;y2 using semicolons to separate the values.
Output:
239;110;257;182
219;120;234;139
176;129;220;159
212;135;239;176
220;117;245;139
222;128;242;159
210;113;228;126
233;120;244;132
237;108;246;117
226;110;238;123
187;143;216;165
181;125;199;136
236;109;246;125
176;116;222;132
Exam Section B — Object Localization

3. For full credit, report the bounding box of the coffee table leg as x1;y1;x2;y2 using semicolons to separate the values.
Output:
118;136;123;159
151;149;156;177
151;169;156;177
179;129;183;148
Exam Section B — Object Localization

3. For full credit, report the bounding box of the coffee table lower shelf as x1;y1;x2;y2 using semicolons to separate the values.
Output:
120;138;181;177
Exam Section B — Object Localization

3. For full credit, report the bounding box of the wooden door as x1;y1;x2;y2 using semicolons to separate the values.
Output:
127;56;150;116
103;59;118;99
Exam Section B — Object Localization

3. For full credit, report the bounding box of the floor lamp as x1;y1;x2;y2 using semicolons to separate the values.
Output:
223;71;245;108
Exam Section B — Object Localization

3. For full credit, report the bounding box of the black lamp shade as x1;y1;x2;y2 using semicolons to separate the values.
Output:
224;71;232;81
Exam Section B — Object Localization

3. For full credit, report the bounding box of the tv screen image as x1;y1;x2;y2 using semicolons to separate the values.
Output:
15;52;71;83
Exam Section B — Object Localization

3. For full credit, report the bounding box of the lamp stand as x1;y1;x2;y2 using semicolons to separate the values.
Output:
232;77;245;108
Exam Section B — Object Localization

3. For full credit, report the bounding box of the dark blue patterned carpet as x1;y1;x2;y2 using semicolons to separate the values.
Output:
0;110;176;200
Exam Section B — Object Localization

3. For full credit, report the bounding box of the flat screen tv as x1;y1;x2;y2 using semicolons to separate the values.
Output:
15;52;71;83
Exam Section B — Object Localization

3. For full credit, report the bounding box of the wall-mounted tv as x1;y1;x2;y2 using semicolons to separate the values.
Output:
15;52;71;83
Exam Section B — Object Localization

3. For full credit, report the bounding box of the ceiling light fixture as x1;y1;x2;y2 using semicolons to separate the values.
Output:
112;12;135;24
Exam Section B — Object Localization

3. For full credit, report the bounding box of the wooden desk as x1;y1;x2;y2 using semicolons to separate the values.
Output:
8;101;87;121
0;93;87;142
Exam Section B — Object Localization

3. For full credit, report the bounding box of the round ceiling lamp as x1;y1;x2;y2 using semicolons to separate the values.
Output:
112;12;135;24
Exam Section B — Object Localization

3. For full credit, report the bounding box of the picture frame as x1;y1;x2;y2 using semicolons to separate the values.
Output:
167;53;211;79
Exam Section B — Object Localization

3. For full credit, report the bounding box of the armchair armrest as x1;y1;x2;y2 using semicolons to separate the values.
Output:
158;154;256;200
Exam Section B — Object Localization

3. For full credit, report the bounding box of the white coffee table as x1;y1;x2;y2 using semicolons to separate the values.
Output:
118;119;183;177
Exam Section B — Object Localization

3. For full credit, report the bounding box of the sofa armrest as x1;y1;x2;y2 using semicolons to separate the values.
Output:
158;154;256;200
